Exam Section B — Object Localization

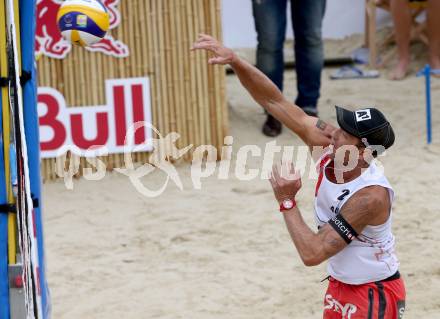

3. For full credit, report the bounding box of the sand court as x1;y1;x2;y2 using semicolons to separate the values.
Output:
42;54;440;318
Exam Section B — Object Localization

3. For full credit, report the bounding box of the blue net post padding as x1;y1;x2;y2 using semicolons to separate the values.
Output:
0;76;10;319
19;0;51;317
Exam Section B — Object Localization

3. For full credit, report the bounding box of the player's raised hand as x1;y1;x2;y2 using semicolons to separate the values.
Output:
191;34;237;65
269;161;302;204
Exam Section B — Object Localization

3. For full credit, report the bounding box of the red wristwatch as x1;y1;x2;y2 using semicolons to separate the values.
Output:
279;199;297;212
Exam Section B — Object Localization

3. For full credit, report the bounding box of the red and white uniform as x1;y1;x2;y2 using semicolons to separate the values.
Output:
314;154;406;318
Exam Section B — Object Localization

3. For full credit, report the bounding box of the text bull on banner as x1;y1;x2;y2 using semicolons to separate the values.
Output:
37;77;153;158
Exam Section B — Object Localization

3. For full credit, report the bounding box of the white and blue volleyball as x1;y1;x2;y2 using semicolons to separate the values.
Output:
57;0;110;47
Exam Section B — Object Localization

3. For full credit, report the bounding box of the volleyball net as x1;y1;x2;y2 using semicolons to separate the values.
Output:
0;0;50;318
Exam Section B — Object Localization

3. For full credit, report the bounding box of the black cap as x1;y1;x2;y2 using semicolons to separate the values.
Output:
335;106;395;151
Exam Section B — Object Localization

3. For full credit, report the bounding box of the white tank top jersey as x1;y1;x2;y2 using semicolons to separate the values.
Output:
314;154;399;285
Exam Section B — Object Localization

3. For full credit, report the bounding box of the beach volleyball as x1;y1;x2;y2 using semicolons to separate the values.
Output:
56;0;110;47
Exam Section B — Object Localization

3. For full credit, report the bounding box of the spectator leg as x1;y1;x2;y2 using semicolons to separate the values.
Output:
291;0;326;115
427;0;440;72
252;0;287;91
390;0;411;80
252;0;288;136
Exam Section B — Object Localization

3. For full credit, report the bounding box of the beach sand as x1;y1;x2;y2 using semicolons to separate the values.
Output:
43;42;440;318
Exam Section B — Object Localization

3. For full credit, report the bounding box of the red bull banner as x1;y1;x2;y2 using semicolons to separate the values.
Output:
38;77;153;158
35;0;227;181
36;0;129;58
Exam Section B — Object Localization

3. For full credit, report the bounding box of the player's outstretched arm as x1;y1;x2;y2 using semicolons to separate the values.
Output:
191;34;334;149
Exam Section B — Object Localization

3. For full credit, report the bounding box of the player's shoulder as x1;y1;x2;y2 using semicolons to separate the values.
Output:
347;185;389;211
338;185;389;230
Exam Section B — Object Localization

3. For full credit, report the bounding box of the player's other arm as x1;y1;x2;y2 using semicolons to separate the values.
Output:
191;34;334;148
283;186;388;266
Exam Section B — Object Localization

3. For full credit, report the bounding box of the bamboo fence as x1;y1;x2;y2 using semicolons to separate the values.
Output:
37;0;227;181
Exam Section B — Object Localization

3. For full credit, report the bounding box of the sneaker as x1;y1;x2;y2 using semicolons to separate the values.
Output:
262;114;282;137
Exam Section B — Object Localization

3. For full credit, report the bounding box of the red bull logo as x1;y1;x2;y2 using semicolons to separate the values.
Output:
36;0;129;59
